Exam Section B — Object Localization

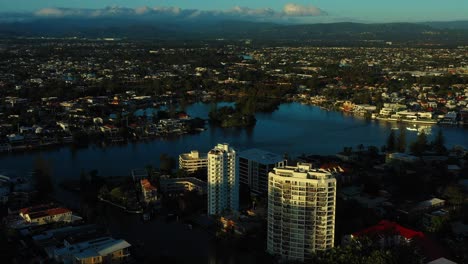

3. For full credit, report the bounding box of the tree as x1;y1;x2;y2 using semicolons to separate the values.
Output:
343;146;353;155
160;154;176;173
387;130;396;152
145;164;155;178
367;146;379;158
175;169;188;178
357;143;365;152
444;185;464;211
110;187;124;202
410;132;428;156
99;185;110;198
432;129;446;155
397;129;406;153
425;214;449;233
33;157;54;200
308;238;425;264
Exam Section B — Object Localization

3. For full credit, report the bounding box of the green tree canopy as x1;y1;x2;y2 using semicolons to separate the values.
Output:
432;129;446;155
397;129;406;153
410;132;428;156
387;130;396;152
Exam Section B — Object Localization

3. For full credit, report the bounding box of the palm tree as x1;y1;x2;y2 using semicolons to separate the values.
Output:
357;144;365;152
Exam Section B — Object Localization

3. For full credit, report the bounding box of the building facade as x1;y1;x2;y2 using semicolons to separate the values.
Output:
207;143;239;215
238;148;286;195
19;204;73;226
179;150;208;173
267;163;336;262
160;177;207;195
53;237;131;264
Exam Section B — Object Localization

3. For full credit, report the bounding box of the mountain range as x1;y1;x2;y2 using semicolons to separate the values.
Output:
1;18;468;45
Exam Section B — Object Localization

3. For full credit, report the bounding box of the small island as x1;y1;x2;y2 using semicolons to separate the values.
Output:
209;105;256;128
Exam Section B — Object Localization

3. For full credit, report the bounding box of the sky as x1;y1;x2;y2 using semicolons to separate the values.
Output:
1;0;467;23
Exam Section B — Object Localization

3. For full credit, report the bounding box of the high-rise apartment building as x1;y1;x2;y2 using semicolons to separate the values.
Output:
207;143;239;215
179;150;208;173
238;148;286;195
267;163;336;262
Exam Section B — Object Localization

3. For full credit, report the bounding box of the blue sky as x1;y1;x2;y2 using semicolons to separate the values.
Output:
1;0;467;22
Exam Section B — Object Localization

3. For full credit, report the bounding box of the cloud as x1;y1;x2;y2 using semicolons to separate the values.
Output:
33;6;138;18
283;3;326;16
228;6;277;17
34;8;66;17
28;4;326;21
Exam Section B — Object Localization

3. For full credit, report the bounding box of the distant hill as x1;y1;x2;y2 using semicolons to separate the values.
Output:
1;18;468;45
420;20;468;30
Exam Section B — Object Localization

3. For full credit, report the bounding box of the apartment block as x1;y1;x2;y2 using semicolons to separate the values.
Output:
267;163;336;261
207;143;239;215
179;150;208;173
238;148;286;195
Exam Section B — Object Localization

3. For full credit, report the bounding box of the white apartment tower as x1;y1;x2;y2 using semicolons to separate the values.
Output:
179;150;208;173
207;143;239;215
267;163;336;262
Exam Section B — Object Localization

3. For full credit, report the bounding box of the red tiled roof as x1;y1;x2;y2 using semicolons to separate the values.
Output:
21;205;71;219
352;220;446;261
141;179;157;192
352;220;424;240
20;204;55;214
45;208;71;216
178;113;189;118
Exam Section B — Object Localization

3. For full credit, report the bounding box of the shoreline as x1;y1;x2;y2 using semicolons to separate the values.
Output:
0;129;206;156
300;100;465;127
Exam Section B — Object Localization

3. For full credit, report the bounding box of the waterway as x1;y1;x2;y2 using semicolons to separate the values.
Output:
0;102;466;180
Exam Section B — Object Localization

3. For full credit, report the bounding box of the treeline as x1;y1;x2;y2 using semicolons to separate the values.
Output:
302;239;425;264
209;105;256;128
385;129;447;156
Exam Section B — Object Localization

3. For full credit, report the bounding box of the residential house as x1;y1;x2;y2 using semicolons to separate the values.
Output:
140;179;158;203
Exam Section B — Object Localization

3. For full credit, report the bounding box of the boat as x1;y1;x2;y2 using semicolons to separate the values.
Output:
438;118;458;126
376;116;399;122
400;118;437;125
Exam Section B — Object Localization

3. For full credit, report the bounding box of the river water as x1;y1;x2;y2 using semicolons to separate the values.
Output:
0;102;466;180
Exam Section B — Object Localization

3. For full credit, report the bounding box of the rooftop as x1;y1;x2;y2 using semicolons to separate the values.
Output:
141;179;157;192
209;143;234;155
416;198;445;210
20;204;72;219
180;150;207;160
238;148;284;165
272;163;334;180
427;258;458;264
56;237;131;260
353;220;424;240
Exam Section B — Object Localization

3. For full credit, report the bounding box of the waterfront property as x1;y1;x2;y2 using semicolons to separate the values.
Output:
0;103;466;182
179;150;208;173
346;220;446;261
238;148;286;195
267;163;336;262
9;204;79;228
208;143;239;215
